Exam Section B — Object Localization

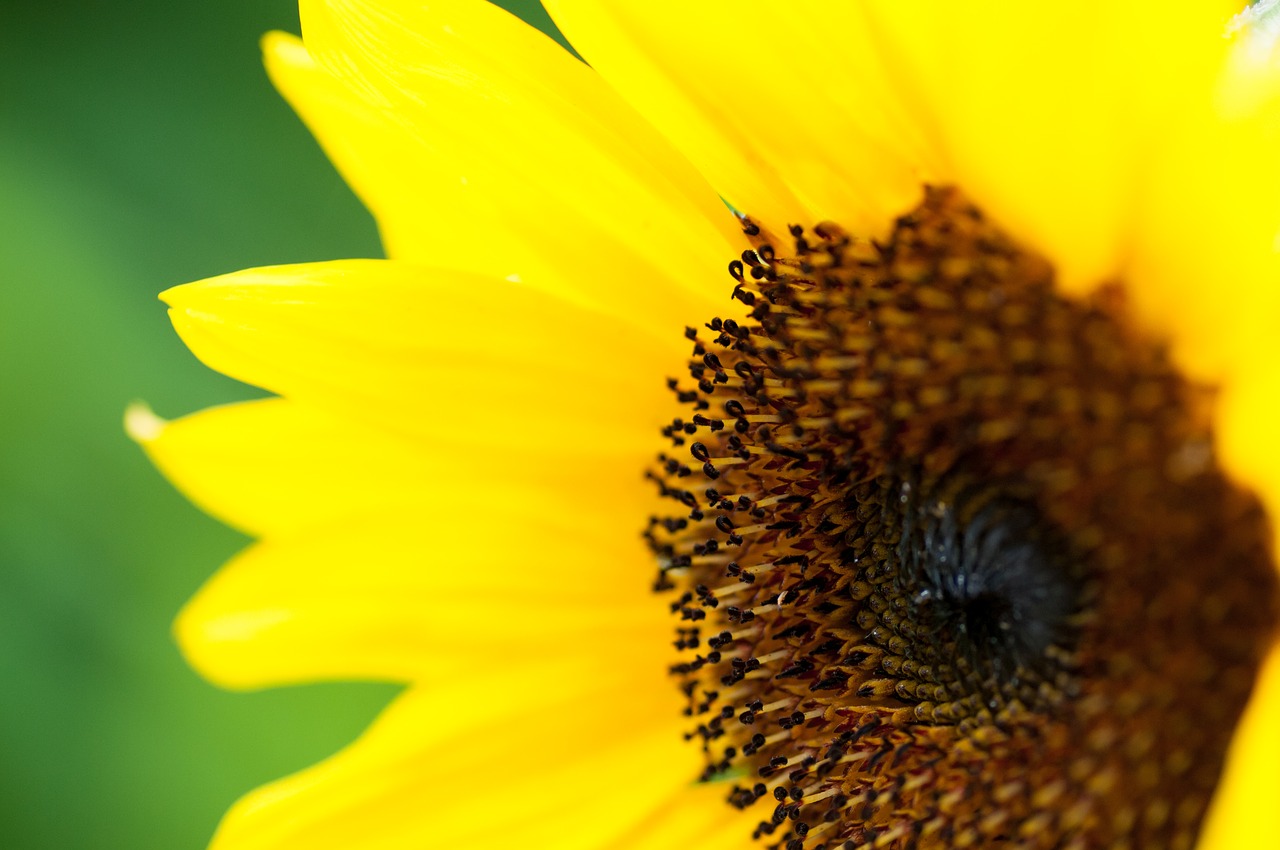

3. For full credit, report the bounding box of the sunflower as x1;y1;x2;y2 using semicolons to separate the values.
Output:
130;1;1280;848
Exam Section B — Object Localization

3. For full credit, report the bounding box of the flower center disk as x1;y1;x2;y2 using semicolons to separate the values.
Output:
646;187;1279;849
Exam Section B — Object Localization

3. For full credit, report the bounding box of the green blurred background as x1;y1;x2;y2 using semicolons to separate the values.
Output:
0;0;559;846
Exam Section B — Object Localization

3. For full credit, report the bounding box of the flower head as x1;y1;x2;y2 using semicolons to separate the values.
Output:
133;2;1280;849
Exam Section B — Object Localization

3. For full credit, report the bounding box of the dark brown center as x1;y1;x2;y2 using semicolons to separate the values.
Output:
646;186;1279;849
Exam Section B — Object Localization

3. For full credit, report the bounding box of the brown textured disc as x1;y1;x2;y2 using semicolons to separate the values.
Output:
646;187;1278;850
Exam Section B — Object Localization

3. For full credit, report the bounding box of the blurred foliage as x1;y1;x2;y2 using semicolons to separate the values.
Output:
0;0;559;846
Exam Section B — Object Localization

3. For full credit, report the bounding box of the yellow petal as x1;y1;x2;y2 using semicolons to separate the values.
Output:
129;396;656;540
128;398;438;538
177;506;667;688
161;260;680;455
1198;643;1280;850
545;0;937;234
864;0;1239;290
1126;37;1280;388
268;0;745;333
209;670;700;850
610;781;759;850
1216;355;1280;633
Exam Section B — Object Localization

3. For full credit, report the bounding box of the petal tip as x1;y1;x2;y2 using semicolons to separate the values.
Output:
125;401;166;443
174;597;288;692
157;281;190;308
261;29;308;66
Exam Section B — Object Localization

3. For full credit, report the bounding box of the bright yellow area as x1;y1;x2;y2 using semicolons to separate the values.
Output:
267;0;749;336
209;666;700;850
130;398;450;538
611;782;761;850
159;259;680;455
1200;645;1280;849
544;0;938;236
130;393;660;541
861;0;1240;293
172;502;667;688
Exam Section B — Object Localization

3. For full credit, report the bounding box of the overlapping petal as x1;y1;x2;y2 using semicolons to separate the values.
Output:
610;783;759;850
860;1;1241;291
1127;40;1280;385
545;0;939;236
549;1;1250;296
209;665;700;850
129;394;658;539
161;259;680;456
264;0;747;334
129;398;445;538
176;506;665;688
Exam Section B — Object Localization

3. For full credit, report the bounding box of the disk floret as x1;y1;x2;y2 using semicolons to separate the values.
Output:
646;187;1279;849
